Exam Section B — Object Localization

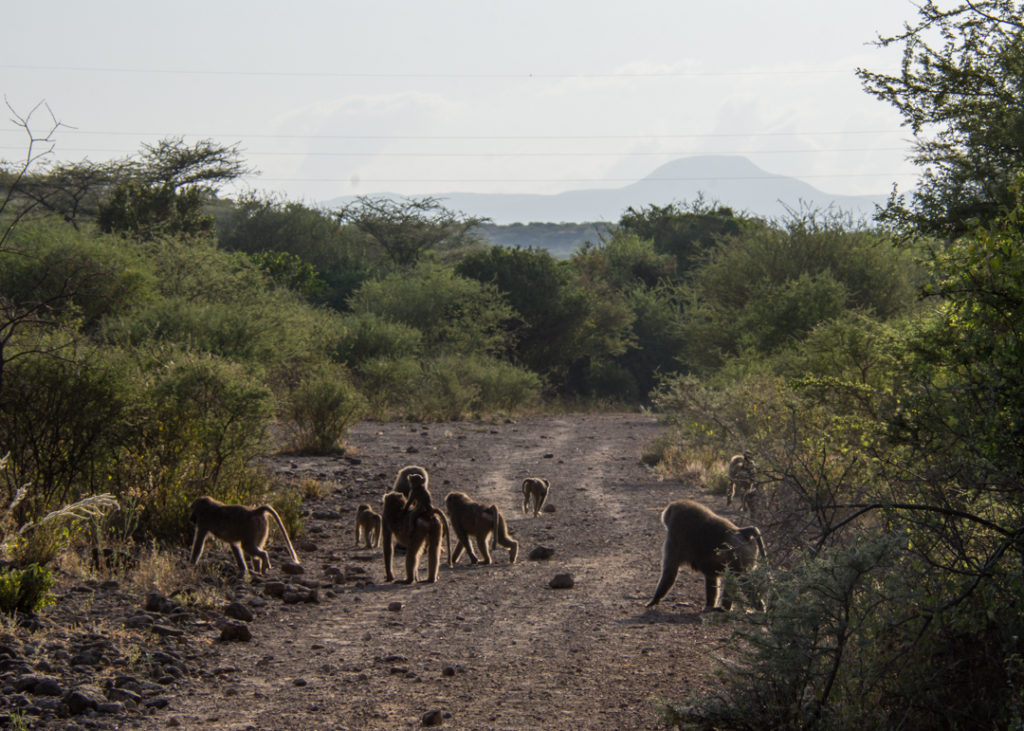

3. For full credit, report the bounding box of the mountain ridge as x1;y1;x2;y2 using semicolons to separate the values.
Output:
324;155;889;225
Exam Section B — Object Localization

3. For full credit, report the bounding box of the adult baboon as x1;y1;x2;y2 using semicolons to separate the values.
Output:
392;464;429;498
381;490;452;583
188;496;299;577
646;499;767;612
727;453;757;512
445;491;518;565
355;503;382;549
521;477;550;517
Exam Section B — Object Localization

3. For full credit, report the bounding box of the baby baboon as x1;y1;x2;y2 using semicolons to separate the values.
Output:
445;491;518;565
646;499;766;612
381;490;452;583
727;453;757;512
521;477;550;517
188;496;299;577
392;464;429;497
355;503;382;549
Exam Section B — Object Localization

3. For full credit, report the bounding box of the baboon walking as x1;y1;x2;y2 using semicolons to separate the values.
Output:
355;504;382;549
647;499;767;612
188;496;299;577
727;453;758;513
445;491;518;565
381;489;452;584
521;477;550;517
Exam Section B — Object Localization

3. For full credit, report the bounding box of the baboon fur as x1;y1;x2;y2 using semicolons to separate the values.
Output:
355;503;382;549
727;453;757;512
521;477;550;517
392;464;429;497
188;496;299;577
445;491;519;565
381;490;452;583
647;499;766;612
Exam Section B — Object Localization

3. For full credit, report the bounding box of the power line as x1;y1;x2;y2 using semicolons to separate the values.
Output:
0;130;905;141
247;173;916;184
0;146;910;157
1;63;863;79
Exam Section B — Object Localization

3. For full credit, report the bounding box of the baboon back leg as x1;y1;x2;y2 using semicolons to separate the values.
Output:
404;544;420;583
495;532;518;563
427;535;441;582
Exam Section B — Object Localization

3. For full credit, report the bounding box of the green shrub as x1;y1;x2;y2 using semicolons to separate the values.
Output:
335;311;422;364
284;363;367;453
0;564;56;615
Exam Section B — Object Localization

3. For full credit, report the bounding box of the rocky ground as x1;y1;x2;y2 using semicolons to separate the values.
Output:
1;413;747;730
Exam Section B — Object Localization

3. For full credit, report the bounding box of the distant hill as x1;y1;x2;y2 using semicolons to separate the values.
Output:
323;155;889;226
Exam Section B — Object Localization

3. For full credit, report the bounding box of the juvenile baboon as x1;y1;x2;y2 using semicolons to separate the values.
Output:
646;499;767;612
445;491;518;565
392;464;429;497
404;471;434;513
727;453;757;512
188;496;299;577
381;490;452;583
355;503;382;549
521;477;550;517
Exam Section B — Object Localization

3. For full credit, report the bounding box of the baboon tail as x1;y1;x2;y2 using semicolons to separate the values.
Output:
433;507;453;567
261;505;299;564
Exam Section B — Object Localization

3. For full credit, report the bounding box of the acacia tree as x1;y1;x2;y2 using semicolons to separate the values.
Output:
858;0;1024;236
336;196;488;267
97;138;251;240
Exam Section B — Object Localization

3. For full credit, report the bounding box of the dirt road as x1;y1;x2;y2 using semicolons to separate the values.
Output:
163;413;735;730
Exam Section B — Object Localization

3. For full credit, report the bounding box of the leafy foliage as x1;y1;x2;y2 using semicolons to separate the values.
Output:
0;564;55;615
858;1;1024;235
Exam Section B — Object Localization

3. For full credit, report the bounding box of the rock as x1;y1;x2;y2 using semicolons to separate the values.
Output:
224;601;254;622
528;546;555;560
15;674;63;696
542;503;556;513
281;561;304;576
144;592;176;614
107;687;142;705
64;684;106;714
549;572;575;589
293;677;308;686
262;581;287;597
124;613;154;629
151;624;184;637
387;601;403;612
421;708;445;726
282;586;319;604
219;621;253;642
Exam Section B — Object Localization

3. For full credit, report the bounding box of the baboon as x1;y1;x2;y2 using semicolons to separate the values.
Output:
445;491;518;565
521;477;550;517
188;496;299;577
381;490;452;583
646;499;767;612
392;464;429;498
727;453;757;512
355;503;382;549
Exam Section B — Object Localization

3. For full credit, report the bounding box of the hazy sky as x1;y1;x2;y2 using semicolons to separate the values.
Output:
2;1;922;204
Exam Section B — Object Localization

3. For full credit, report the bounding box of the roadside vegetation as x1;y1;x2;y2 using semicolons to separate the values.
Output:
1;1;1023;725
